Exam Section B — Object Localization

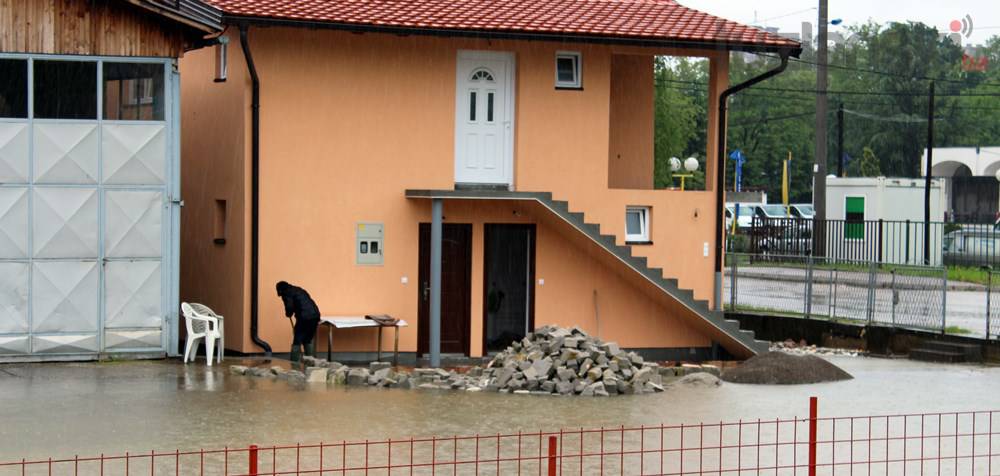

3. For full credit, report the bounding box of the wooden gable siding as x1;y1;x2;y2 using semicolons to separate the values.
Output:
0;0;192;57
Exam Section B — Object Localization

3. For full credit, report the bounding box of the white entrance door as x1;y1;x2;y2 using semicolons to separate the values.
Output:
455;51;515;187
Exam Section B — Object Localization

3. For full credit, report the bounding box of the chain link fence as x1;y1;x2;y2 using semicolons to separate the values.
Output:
725;253;954;334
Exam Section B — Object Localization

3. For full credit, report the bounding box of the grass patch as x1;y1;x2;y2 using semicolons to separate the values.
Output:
944;325;972;335
947;266;994;286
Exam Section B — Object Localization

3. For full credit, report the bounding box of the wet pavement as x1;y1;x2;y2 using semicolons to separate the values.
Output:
1;356;998;461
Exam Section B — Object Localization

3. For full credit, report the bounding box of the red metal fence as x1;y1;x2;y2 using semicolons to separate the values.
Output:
3;398;998;475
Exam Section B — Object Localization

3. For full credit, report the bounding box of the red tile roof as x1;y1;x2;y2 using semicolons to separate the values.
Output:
204;0;801;51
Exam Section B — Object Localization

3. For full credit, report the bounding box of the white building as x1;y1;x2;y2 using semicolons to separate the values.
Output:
825;176;946;265
922;146;1000;223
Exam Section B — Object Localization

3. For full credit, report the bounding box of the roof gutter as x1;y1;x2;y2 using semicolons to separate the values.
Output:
239;23;272;355
220;15;801;55
713;50;792;310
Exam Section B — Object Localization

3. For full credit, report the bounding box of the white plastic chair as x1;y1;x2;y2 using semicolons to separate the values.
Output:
187;302;225;363
181;302;222;366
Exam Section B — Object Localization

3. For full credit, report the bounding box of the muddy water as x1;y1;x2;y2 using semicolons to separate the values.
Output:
1;357;998;460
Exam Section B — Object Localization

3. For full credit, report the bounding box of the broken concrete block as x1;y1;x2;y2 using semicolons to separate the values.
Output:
305;367;328;383
229;365;249;375
347;368;370;386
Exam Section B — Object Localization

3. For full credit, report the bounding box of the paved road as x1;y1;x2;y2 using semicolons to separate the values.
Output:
725;271;999;339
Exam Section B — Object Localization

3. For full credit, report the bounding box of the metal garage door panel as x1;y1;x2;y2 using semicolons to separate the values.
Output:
105;260;161;329
0;122;29;183
105;191;161;258
0;262;29;334
102;124;166;185
32;261;99;333
33;187;99;259
105;329;161;350
32;334;98;354
0;188;29;258
34;123;99;184
0;335;29;355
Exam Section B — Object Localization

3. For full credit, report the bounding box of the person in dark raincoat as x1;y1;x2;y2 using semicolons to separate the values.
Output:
276;281;321;362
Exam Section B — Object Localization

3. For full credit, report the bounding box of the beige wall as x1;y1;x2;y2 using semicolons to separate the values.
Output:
179;27;250;350
607;54;654;190
180;26;730;356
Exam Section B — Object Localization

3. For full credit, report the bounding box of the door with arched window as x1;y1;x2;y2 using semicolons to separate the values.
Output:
454;51;514;187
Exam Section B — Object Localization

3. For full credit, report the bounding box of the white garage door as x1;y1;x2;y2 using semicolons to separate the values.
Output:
0;56;179;358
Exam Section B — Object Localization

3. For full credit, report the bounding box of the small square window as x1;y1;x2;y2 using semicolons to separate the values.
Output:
34;60;97;119
0;59;28;118
555;51;581;89
625;207;650;243
103;62;165;121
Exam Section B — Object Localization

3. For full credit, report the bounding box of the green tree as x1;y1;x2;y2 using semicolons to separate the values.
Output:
653;57;701;189
855;146;882;177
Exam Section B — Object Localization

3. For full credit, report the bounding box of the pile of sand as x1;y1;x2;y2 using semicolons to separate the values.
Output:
721;351;853;385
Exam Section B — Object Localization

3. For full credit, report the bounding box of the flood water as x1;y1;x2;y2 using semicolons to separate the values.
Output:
1;356;998;461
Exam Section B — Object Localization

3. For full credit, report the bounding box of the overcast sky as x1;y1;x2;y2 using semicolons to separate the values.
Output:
679;0;1000;46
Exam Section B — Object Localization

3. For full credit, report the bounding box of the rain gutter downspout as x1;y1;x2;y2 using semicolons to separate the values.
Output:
239;23;271;355
714;51;792;310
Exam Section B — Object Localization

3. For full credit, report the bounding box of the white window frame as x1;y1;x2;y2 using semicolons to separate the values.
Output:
625;206;650;243
554;51;582;89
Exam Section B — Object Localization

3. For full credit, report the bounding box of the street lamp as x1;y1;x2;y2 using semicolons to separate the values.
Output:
672;157;700;191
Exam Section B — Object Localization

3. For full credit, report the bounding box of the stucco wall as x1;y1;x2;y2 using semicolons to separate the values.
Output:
179;27;250;350
607;54;654;190
180;26;727;355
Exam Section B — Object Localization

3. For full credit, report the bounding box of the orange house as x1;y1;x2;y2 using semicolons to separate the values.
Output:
179;0;801;362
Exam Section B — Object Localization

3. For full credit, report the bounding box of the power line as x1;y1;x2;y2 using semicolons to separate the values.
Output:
656;77;1000;97
758;54;1000;90
730;111;816;127
655;80;1000;110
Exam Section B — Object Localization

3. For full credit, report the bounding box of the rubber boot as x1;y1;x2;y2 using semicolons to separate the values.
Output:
289;344;301;363
304;342;316;359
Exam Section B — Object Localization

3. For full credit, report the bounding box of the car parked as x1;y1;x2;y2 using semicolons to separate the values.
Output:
726;203;760;230
755;204;791;220
789;203;815;220
943;229;1000;267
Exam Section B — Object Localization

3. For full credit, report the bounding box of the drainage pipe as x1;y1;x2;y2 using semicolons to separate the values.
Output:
239;24;272;355
714;51;792;311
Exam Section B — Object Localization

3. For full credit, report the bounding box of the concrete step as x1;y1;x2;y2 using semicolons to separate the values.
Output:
916;341;983;362
909;348;967;363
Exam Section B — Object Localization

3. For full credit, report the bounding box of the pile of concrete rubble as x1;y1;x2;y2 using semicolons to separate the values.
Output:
770;339;861;357
229;325;722;396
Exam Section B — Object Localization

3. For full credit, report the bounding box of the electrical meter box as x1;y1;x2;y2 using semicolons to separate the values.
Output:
356;222;384;265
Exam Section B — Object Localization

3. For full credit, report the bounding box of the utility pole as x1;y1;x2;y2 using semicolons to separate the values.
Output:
837;103;845;177
813;0;829;257
924;81;934;265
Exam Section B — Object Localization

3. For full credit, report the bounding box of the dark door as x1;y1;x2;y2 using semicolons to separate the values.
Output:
418;223;472;355
483;224;536;353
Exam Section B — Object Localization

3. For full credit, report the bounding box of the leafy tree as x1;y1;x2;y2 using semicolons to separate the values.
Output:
653;57;701;189
651;21;1000;202
856;147;882;177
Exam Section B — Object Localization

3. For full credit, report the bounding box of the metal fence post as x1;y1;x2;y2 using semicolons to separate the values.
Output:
808;396;818;476
987;271;992;340
866;262;877;325
804;255;814;318
730;255;738;311
248;445;258;476
890;269;897;327
941;265;948;334
877;219;884;263
827;262;835;319
547;436;558;476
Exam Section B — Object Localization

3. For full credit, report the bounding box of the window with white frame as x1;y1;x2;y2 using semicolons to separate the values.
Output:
625;207;650;243
555;51;581;89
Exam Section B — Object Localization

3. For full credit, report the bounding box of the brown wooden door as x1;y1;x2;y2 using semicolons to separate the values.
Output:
418;223;472;355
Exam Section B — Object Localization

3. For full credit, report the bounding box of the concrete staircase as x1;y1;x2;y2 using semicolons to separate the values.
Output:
406;189;770;357
909;340;983;363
